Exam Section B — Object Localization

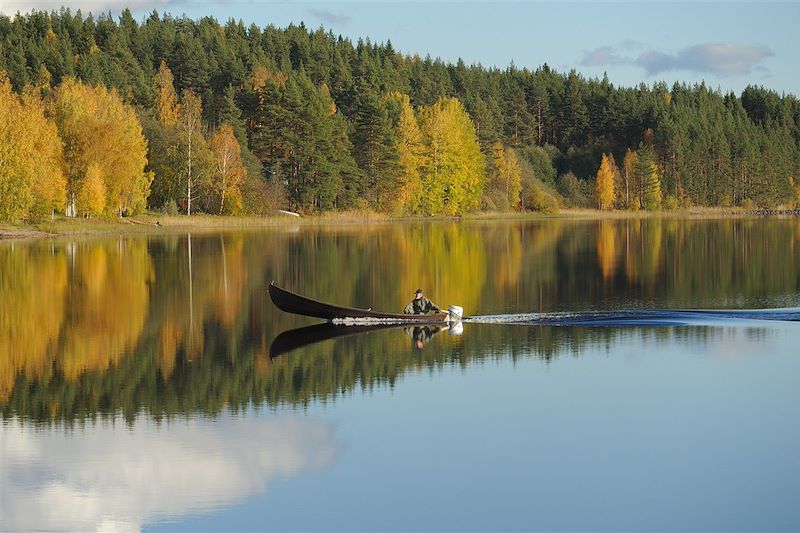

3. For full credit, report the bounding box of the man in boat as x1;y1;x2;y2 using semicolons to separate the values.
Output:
403;289;441;315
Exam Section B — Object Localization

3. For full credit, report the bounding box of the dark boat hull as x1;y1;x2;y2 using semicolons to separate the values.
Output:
269;323;410;358
268;282;450;323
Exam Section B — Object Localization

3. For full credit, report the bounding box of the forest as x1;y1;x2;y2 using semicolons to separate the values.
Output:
1;9;800;222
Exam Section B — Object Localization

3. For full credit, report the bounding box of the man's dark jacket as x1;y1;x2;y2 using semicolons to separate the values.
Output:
403;296;441;315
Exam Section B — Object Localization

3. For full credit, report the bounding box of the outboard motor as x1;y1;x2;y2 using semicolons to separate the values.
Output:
447;305;463;321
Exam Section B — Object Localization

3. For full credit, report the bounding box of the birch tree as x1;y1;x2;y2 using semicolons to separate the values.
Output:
209;124;246;214
180;90;203;215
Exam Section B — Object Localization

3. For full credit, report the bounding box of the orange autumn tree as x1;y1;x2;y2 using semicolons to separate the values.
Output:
595;153;615;210
51;77;152;217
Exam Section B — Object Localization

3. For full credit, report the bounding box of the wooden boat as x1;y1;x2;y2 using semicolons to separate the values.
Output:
269;282;451;323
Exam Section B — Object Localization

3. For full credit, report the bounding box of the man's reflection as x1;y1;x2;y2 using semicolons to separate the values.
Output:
406;325;445;350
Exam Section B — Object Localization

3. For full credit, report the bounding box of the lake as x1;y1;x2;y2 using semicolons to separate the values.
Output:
2;217;799;531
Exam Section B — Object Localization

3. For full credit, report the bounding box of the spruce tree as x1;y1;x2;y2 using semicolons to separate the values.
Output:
351;82;400;210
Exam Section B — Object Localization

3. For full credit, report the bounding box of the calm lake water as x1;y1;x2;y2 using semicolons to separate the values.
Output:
2;218;800;531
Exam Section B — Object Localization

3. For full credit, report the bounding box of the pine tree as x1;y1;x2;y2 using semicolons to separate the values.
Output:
561;70;589;148
218;84;247;144
467;96;500;153
351;82;400;210
528;74;552;145
503;80;534;147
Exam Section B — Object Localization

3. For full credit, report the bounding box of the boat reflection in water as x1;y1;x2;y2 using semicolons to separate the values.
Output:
270;322;462;358
268;282;465;357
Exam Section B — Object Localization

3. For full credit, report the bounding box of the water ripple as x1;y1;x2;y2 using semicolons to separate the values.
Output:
465;308;800;327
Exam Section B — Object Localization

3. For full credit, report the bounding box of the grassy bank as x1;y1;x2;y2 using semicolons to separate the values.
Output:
0;212;365;240
0;207;790;241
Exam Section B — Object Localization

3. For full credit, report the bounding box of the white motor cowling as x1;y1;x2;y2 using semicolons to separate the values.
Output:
448;321;464;336
447;305;463;320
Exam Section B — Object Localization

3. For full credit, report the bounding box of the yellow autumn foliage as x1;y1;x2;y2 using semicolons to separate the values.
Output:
210;124;246;215
154;61;179;126
595;153;615;210
0;72;66;222
212;235;246;327
596;221;617;280
0;244;68;401
58;240;154;380
418;97;486;215
488;141;523;210
77;163;106;216
385;92;424;214
392;223;487;315
51;77;151;216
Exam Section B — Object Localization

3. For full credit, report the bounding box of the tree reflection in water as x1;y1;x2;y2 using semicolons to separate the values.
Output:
1;218;799;424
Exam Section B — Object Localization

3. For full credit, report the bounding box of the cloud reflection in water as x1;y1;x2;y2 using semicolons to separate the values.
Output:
1;415;337;531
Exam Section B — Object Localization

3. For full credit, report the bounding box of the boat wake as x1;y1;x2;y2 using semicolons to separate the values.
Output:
331;317;452;325
464;308;800;327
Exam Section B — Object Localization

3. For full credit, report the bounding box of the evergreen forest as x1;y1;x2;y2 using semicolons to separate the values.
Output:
1;9;800;221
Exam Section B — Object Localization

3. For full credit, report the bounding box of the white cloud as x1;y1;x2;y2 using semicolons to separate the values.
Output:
580;46;625;67
673;42;773;76
307;8;351;27
579;41;773;78
0;415;338;531
636;49;676;76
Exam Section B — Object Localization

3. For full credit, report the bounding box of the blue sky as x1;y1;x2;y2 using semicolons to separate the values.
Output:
3;1;798;95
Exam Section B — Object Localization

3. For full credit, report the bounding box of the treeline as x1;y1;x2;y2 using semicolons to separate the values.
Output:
1;9;799;220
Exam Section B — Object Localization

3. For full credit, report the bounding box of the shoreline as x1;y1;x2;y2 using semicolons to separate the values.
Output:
1;207;798;242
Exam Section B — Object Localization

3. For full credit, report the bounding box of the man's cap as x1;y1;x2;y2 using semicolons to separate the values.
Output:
415;289;423;294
